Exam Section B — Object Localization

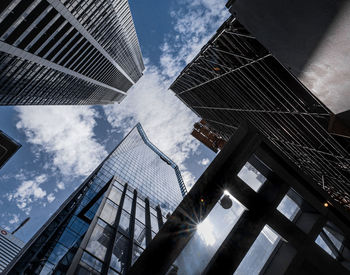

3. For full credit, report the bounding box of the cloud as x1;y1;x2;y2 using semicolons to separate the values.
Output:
47;193;55;203
7;174;49;214
9;214;20;225
104;0;228;189
198;158;210;166
16;106;107;177
56;182;65;190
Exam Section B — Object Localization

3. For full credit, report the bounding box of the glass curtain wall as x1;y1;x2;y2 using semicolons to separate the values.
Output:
7;123;184;275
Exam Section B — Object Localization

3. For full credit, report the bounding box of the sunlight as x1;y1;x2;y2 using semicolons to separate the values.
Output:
197;219;216;246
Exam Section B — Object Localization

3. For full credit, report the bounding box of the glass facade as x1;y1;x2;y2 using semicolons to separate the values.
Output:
5;123;185;274
0;0;144;105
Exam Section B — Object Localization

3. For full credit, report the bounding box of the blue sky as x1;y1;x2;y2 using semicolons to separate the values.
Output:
0;0;229;242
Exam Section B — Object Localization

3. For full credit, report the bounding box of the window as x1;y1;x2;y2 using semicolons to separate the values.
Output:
234;225;281;275
277;195;300;221
173;191;246;274
238;162;266;192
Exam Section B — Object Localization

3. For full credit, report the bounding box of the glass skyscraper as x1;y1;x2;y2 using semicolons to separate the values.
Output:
4;123;186;274
0;0;144;105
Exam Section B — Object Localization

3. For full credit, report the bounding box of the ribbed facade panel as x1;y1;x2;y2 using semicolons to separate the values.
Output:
0;0;144;105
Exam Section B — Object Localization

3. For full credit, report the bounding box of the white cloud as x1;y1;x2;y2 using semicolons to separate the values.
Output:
16;106;107;177
7;174;48;214
198;158;210;166
56;182;65;190
47;193;55;203
104;1;228;189
9;214;20;225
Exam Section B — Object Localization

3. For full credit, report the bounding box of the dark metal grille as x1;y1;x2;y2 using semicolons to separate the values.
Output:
170;16;350;210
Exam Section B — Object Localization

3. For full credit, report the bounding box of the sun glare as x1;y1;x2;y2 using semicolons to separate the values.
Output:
197;219;216;246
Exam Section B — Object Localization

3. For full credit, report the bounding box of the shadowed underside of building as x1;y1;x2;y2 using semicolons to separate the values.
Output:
129;122;350;275
170;15;350;211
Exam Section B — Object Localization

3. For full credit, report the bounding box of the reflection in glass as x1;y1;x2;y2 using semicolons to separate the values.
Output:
234;225;281;275
86;219;113;261
100;199;118;225
150;214;159;233
132;242;144;265
110;232;129;272
238;162;266;192
174;191;246;274
118;210;131;236
123;195;133;213
109;186;122;205
80;252;103;272
135;202;145;223
134;219;147;249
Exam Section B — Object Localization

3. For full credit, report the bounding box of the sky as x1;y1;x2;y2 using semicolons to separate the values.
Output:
0;0;229;242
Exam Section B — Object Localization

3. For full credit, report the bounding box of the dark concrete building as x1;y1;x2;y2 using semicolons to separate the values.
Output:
0;0;144;105
0;130;21;170
170;15;350;211
4;124;185;274
129;122;350;275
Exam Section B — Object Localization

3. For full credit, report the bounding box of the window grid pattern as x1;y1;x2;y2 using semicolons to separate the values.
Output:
0;0;144;105
6;123;184;274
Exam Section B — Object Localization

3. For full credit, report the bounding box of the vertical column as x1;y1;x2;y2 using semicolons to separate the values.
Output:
145;198;152;246
125;189;137;272
156;205;163;228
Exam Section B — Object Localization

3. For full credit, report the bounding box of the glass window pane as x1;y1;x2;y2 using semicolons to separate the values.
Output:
110;232;129;272
150;214;159;233
134;219;147;249
123;194;133;213
80;252;103;272
118;210;131;235
173;191;246;275
315;235;335;258
234;225;281;275
109;186;122;205
135;202;145;223
86;219;113;261
132;243;144;265
100;199;118;225
277;195;300;220
238;162;266;192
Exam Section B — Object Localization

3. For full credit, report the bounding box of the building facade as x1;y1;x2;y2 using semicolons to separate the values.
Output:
0;130;21;170
129;122;350;275
170;15;350;211
0;0;144;105
4;123;186;274
0;227;24;273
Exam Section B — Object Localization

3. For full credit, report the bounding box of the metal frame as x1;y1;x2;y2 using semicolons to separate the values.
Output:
170;16;350;210
128;122;350;275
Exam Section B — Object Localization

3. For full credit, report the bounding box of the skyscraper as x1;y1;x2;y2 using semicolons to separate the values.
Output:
0;0;144;105
4;123;186;274
0;130;21;170
170;15;350;211
0;227;24;273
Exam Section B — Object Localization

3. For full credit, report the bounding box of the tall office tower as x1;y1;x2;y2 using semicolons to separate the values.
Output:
0;130;21;170
4;123;186;274
0;0;144;105
0;227;24;273
170;16;350;211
